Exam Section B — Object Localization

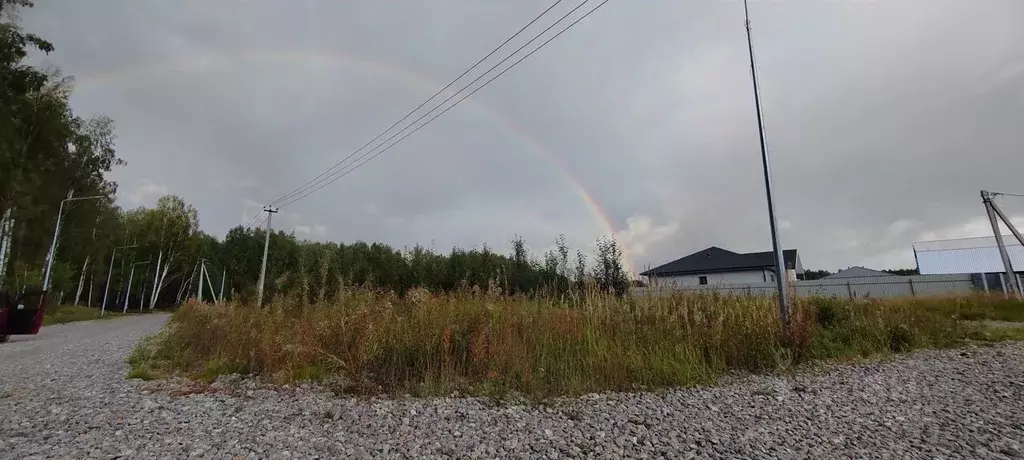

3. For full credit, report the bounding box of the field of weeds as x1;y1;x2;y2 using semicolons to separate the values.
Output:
128;290;1024;397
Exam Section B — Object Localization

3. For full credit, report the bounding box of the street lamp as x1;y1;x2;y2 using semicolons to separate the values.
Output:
42;194;106;290
123;260;151;314
101;244;137;315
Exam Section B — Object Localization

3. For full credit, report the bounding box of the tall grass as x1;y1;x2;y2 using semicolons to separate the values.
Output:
129;290;1023;397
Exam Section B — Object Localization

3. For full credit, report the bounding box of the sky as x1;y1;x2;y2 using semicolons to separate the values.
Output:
18;0;1024;274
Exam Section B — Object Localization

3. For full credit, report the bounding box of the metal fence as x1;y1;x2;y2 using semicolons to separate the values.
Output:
635;274;980;299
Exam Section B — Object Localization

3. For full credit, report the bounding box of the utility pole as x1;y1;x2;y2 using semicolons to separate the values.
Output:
219;268;226;303
197;259;204;303
743;0;789;324
256;207;278;307
123;260;150;314
42;193;105;291
202;260;219;304
74;228;97;305
982;190;1023;297
101;244;137;316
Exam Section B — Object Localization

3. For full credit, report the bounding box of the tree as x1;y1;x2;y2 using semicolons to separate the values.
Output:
801;269;833;281
593;236;628;297
884;268;919;276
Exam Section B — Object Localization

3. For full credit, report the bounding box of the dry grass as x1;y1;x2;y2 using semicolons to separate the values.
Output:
43;305;123;326
129;290;1024;397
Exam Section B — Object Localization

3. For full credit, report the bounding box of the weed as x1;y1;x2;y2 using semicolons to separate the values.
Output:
126;292;1022;398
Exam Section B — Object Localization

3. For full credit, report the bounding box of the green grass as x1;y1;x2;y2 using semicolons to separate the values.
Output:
42;305;124;326
127;290;1024;398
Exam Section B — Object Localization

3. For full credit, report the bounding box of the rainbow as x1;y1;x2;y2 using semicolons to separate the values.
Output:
73;49;635;273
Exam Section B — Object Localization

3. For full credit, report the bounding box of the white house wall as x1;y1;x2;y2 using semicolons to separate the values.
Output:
654;270;772;287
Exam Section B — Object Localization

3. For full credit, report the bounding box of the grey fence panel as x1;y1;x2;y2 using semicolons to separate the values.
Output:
635;274;977;298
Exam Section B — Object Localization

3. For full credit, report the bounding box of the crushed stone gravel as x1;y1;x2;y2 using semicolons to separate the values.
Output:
2;314;1023;459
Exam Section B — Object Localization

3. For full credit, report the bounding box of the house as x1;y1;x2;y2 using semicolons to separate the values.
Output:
823;266;892;279
641;246;804;287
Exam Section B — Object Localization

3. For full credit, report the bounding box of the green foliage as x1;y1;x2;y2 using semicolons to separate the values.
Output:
884;268;920;276
0;2;124;297
42;304;121;326
801;269;833;281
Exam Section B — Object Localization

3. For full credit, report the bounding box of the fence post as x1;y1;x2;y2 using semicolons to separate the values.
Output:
982;273;989;293
846;281;853;300
908;278;916;297
1001;274;1008;298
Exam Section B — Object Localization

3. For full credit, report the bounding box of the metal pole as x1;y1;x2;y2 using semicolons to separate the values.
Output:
42;194;105;291
743;0;789;323
982;191;1020;297
256;207;278;307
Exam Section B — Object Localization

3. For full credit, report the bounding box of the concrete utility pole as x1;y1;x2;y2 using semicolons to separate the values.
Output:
197;259;205;303
256;207;278;307
202;260;219;304
982;190;1023;297
743;0;789;324
219;268;226;303
43;193;105;290
123;260;150;313
101;244;137;316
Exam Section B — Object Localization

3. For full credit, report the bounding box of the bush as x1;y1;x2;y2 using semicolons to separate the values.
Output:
129;291;1011;398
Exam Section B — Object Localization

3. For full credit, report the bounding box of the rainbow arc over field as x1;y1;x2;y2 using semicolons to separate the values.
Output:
74;49;635;274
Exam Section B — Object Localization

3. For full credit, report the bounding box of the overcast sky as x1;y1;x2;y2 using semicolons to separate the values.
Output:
20;0;1024;273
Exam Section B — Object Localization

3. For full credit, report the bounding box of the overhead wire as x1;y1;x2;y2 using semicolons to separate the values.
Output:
266;0;570;207
277;0;611;209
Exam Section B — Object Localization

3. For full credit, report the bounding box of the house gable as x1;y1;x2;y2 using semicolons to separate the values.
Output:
641;246;801;277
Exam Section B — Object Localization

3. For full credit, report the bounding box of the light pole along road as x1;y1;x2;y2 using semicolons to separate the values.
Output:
42;194;106;292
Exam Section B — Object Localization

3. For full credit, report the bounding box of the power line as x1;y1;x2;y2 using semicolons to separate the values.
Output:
243;213;264;229
266;0;570;207
246;213;267;230
277;0;611;209
992;192;1024;198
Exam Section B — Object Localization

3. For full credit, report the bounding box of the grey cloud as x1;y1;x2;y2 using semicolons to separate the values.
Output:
21;0;1024;274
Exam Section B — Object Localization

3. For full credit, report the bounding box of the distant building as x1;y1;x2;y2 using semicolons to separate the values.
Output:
913;236;1024;275
823;266;892;279
641;246;804;287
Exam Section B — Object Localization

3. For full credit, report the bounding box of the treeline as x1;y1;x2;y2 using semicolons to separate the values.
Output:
0;1;632;306
3;192;632;308
1;0;123;298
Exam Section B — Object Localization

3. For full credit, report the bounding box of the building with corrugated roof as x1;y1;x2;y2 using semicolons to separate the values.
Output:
913;236;1024;275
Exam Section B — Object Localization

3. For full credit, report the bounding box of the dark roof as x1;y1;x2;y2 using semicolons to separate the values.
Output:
823;266;891;279
641;246;800;277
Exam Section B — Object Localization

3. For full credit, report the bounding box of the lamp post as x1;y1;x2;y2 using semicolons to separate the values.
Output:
42;194;106;290
101;244;137;315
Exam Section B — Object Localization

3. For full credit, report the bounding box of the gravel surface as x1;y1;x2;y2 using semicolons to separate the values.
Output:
2;315;1024;459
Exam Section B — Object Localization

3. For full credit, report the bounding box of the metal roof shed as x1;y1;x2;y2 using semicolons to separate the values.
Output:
913;236;1024;275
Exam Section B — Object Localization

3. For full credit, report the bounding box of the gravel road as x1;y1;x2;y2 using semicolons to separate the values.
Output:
2;315;1024;459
